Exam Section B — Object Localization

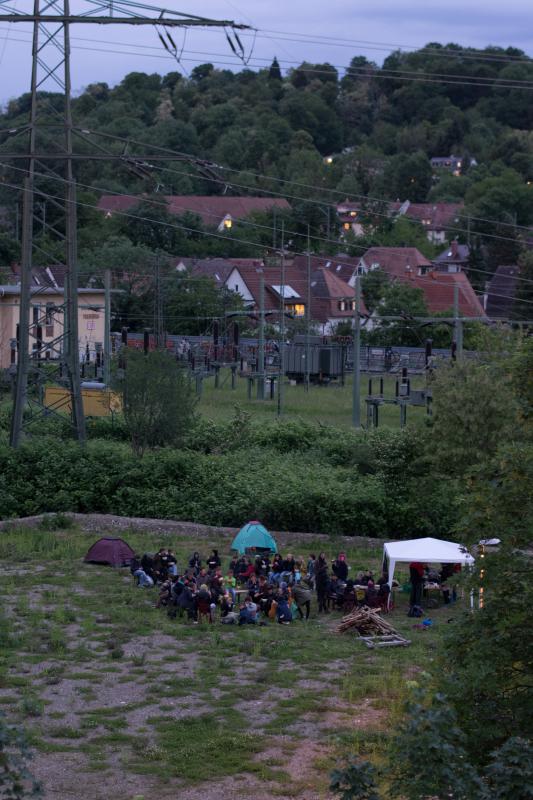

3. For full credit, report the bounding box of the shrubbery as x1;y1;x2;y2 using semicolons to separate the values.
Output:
0;419;459;536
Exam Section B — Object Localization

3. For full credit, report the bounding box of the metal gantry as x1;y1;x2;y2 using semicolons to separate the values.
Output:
0;0;248;446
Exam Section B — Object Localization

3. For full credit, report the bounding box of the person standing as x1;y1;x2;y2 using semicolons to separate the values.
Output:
408;562;425;616
315;553;329;613
332;552;349;582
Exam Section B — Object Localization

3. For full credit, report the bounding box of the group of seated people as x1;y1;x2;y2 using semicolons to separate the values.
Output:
129;547;389;624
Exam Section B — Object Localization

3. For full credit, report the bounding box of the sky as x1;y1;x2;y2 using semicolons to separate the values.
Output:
0;0;531;104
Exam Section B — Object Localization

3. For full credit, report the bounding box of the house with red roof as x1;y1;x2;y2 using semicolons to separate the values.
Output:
357;246;485;318
218;259;367;333
337;200;464;244
98;195;290;231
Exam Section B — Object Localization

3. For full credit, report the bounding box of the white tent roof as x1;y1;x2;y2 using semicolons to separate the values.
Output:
384;537;475;565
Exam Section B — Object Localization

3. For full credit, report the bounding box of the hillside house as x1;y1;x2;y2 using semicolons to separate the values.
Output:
357;247;485;318
337;200;464;244
98;195;290;231
432;240;470;273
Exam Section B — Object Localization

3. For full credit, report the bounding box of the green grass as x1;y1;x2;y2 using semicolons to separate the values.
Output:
198;371;428;428
0;525;460;797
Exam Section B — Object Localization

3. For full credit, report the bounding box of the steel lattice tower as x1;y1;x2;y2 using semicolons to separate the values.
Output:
0;0;247;446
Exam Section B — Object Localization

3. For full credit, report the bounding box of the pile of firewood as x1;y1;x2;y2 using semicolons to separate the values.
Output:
337;606;410;647
337;606;400;636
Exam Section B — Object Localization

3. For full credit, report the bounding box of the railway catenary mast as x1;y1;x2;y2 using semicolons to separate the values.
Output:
0;0;249;446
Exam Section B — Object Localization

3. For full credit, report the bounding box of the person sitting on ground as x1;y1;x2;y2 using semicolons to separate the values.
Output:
196;566;209;588
256;581;273;617
188;551;202;576
130;553;141;575
293;579;312;620
238;596;258;625
141;553;155;581
156;578;172;608
238;558;255;584
207;549;221;572
223;569;237;601
133;567;154;589
157;548;171;579
332;552;349;582
167;550;178;577
276;595;293;624
281;554;295;584
270;554;283;584
220;594;238;624
247;573;260;600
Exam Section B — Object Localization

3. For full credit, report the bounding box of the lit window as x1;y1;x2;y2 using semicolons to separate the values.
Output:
223;217;232;229
343;222;351;230
338;300;345;311
350;211;357;217
293;303;305;317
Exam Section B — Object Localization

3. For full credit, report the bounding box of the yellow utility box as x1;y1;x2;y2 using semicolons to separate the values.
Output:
44;385;122;417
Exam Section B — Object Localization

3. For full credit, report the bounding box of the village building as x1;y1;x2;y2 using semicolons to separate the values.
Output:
337;200;464;244
98;195;290;231
0;265;105;368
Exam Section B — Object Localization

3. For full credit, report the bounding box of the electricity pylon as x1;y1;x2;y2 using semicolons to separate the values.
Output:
0;0;248;446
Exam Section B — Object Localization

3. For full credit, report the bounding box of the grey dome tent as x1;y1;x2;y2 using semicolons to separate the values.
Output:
84;537;135;567
230;521;277;555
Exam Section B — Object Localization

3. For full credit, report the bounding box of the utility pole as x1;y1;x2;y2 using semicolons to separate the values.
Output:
103;269;111;388
257;268;265;400
352;275;361;428
305;226;311;392
1;0;248;447
154;253;164;349
454;283;463;358
277;223;285;418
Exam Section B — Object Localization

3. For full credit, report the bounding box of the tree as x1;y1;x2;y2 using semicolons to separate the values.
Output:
366;281;428;346
513;250;533;321
385;150;433;202
118;348;196;456
268;57;282;82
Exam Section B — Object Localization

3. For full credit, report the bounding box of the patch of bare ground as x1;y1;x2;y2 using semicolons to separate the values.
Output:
306;698;386;732
254;737;336;800
30;750;168;800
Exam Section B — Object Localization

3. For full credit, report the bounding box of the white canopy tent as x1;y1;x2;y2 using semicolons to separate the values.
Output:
383;537;475;603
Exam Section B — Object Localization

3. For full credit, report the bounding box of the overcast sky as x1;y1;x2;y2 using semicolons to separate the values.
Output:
0;0;531;105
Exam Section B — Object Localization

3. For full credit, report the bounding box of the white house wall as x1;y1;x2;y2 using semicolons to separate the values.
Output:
225;268;254;302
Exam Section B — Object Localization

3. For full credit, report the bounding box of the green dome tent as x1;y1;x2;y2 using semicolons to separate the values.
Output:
231;521;278;554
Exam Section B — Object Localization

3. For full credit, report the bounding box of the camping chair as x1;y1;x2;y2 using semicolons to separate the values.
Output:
197;598;212;624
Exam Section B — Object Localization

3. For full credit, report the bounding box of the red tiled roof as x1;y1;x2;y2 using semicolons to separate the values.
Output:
292;253;359;284
98;195;290;226
411;271;486;318
361;247;432;279
225;262;368;322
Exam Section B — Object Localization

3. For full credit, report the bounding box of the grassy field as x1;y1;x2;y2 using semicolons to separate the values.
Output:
0;523;460;800
197;372;429;428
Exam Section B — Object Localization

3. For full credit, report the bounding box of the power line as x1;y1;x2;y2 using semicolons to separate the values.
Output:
2;174;532;315
1;28;532;91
